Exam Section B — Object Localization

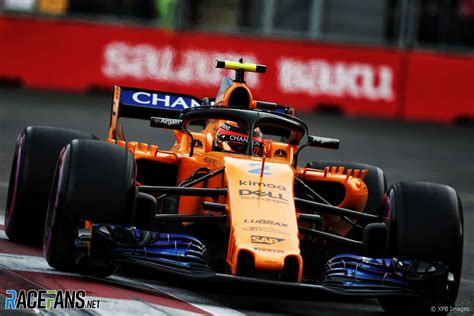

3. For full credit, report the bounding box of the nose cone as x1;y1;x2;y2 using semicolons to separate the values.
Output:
224;157;302;280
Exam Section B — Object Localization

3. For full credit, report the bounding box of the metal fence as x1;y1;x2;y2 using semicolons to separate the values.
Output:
2;0;474;52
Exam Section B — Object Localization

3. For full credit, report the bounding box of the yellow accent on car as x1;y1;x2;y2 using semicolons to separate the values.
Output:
215;60;266;73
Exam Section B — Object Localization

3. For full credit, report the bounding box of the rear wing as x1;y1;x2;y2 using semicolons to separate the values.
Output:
108;86;203;139
108;85;294;140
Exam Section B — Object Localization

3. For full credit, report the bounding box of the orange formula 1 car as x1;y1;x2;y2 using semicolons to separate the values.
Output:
5;60;463;313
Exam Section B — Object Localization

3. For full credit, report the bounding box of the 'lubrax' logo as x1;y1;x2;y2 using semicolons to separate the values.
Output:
244;219;288;227
251;235;285;245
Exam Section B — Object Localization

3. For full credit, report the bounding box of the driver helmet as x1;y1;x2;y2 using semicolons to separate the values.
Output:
214;121;265;156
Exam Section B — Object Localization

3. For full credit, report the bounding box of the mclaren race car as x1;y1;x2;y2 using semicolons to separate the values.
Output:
5;60;464;314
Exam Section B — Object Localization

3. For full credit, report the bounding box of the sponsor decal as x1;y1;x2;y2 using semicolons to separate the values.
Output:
239;180;286;191
121;89;201;110
316;137;337;145
243;226;292;236
239;189;288;204
309;135;339;149
203;157;222;166
3;289;100;310
158;118;182;126
253;247;284;254
244;219;288;228
150;117;183;128
278;57;394;101
220;122;231;131
220;135;264;148
251;235;285;245
248;163;271;175
229;135;246;143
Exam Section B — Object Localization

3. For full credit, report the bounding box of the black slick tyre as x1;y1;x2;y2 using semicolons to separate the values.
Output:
5;126;96;245
43;139;136;273
378;182;463;314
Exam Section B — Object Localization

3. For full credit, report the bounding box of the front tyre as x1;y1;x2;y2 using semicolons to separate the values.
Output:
43;139;136;274
379;182;463;314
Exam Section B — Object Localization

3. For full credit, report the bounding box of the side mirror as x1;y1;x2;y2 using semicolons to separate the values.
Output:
293;135;340;167
150;117;195;156
307;135;340;150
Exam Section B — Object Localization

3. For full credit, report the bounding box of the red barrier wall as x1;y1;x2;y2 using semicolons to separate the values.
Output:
404;52;474;122
0;16;473;123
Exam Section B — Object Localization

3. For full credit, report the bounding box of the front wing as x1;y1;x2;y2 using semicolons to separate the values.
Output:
75;223;451;305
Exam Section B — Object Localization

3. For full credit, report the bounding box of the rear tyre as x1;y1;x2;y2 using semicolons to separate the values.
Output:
5;126;96;245
378;182;463;314
43;139;136;274
306;161;387;215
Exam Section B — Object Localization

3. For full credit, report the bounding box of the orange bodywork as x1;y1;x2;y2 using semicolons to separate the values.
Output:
106;80;368;282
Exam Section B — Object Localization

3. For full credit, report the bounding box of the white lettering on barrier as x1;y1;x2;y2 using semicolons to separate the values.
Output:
102;42;259;87
278;58;394;101
103;42;395;103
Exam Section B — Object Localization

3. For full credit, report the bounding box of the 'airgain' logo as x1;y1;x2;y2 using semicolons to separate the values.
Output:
2;289;100;310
